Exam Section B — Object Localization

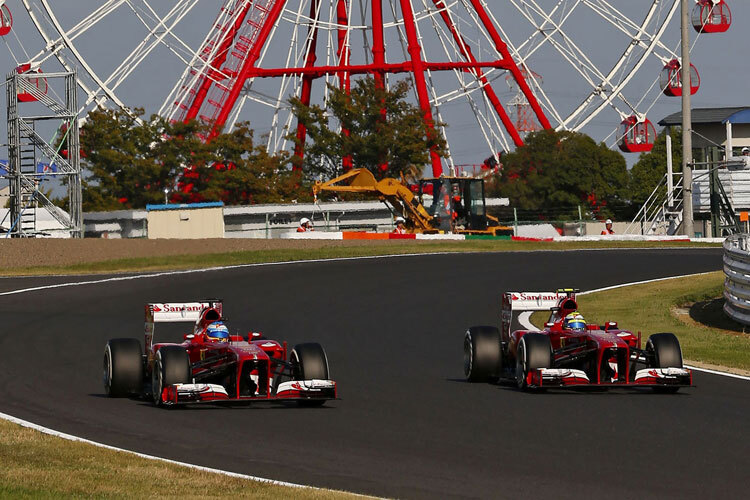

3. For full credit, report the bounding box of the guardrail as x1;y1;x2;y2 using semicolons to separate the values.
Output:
723;233;750;326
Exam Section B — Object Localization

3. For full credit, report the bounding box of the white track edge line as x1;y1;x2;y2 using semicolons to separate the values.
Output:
7;247;681;296
0;410;375;497
683;366;750;381
517;271;746;381
517;311;539;331
0;411;307;488
576;271;715;296
0;244;720;284
0;256;734;494
0;251;461;297
0;253;434;496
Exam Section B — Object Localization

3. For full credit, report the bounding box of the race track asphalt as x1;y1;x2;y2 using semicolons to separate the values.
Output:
0;248;747;499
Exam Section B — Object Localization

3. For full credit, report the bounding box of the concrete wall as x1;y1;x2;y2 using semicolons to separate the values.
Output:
84;209;147;238
583;221;630;236
84;198;509;239
223;200;393;238
147;206;224;239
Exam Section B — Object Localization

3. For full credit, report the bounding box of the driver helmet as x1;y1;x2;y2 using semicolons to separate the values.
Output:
206;321;230;342
300;217;311;227
563;312;586;332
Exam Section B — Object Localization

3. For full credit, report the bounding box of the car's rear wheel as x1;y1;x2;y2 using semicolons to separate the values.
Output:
647;333;683;393
151;346;191;406
464;326;502;383
515;333;552;390
103;338;143;397
291;343;329;407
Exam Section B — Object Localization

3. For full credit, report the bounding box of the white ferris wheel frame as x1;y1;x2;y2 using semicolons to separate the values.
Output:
16;0;687;157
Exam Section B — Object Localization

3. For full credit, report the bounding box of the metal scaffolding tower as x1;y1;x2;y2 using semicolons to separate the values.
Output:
5;69;82;237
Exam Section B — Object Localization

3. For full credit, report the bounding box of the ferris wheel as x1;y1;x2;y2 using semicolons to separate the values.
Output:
0;0;733;176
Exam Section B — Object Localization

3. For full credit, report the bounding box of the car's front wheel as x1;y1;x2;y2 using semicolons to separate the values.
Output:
646;333;683;393
515;333;552;390
151;346;190;406
291;343;329;407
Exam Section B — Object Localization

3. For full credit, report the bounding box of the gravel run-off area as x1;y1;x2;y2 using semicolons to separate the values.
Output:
0;238;410;270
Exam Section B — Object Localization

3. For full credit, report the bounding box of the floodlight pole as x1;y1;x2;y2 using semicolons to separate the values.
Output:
680;0;694;237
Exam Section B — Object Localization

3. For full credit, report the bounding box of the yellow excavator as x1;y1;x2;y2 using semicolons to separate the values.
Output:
312;168;512;235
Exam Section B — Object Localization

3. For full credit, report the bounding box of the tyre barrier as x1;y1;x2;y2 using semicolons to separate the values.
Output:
723;234;750;326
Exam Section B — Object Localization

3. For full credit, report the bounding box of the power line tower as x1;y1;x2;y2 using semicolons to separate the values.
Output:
506;68;544;136
5;68;82;237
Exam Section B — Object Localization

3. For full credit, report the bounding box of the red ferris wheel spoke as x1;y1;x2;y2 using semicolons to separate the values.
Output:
294;0;321;164
174;1;552;176
431;0;524;149
208;0;288;139
182;0;254;123
467;0;551;131
397;0;442;176
336;0;353;170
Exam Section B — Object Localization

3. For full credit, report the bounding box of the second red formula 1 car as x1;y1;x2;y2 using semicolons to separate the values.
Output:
103;300;337;406
463;289;692;391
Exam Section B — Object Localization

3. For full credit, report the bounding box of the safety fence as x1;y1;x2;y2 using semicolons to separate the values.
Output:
723;233;750;326
285;232;721;242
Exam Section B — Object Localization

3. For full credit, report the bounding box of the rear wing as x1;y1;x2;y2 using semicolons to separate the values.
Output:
500;290;577;341
144;300;223;355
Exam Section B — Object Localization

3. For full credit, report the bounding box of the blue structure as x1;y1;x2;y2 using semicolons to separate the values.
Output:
145;201;224;211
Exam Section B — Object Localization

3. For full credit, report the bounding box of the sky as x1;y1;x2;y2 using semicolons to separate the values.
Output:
1;0;748;175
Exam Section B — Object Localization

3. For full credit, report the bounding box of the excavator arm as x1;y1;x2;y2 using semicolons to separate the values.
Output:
313;169;435;232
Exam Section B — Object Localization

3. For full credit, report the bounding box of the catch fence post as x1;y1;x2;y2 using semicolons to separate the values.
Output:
578;205;583;236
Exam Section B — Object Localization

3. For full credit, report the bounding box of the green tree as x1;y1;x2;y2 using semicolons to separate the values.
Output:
171;122;305;205
628;127;682;207
80;109;304;210
488;129;628;219
289;77;447;180
80;108;190;210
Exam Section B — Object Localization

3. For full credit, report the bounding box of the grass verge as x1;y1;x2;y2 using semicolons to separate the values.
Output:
0;419;358;499
532;271;750;372
2;239;719;276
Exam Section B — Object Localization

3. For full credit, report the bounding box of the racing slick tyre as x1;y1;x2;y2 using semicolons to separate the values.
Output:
152;346;191;406
515;333;552;391
464;326;502;383
291;343;329;407
646;333;683;393
104;338;143;397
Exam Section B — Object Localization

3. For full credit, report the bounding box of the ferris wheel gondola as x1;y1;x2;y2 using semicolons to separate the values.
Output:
0;3;12;36
618;115;657;154
660;59;700;97
693;0;732;33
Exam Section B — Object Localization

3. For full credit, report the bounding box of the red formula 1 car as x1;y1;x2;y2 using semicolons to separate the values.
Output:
103;300;337;406
463;289;692;391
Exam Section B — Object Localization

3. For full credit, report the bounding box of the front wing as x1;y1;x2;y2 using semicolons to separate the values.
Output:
160;379;337;405
525;367;693;389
